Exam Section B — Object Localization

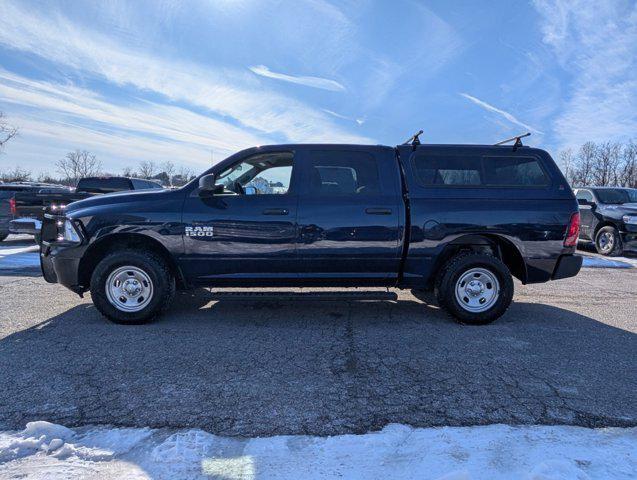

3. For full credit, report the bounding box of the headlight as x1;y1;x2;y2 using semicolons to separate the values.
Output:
62;219;82;243
622;215;637;225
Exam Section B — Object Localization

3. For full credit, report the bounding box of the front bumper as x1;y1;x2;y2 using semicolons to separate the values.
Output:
40;242;85;293
619;230;637;251
9;217;42;235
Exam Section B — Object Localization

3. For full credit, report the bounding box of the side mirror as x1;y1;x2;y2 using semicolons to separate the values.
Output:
198;174;223;196
244;186;257;195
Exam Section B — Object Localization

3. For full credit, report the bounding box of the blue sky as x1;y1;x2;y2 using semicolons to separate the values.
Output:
0;0;636;176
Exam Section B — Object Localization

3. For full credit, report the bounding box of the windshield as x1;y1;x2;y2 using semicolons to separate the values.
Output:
627;189;637;202
594;188;632;204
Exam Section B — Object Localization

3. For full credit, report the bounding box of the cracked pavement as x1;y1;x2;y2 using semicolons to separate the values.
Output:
0;250;635;436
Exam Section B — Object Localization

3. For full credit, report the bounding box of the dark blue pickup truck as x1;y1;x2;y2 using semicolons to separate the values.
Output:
40;141;582;325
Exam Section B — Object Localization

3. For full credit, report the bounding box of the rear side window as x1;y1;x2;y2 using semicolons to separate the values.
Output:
308;150;381;195
483;156;549;186
78;178;132;193
414;156;482;186
413;154;549;187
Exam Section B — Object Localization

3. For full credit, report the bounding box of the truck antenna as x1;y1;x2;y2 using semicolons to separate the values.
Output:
494;132;531;150
402;129;424;146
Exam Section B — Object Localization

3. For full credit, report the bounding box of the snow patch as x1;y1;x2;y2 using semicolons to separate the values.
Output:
0;423;635;479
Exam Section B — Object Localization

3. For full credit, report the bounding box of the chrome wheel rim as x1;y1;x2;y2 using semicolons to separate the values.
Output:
454;267;500;313
598;232;614;253
105;266;153;312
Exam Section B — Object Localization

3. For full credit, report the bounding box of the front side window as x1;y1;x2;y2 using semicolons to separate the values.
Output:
307;150;381;195
215;152;293;195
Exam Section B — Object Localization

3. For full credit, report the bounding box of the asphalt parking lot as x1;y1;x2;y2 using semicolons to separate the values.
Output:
0;236;635;436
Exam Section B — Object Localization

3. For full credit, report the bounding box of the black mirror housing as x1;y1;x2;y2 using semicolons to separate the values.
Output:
199;174;216;191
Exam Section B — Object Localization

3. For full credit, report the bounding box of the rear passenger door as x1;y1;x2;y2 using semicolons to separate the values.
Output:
295;147;403;283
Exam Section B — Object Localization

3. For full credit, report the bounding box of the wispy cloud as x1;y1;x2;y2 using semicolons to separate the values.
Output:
322;109;364;125
459;93;543;134
0;1;371;149
532;0;637;147
0;70;271;171
249;65;345;92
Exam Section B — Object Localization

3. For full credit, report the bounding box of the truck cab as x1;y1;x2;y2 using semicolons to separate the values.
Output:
40;142;581;325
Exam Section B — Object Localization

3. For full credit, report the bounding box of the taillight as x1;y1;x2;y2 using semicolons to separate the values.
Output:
564;212;580;247
9;197;16;216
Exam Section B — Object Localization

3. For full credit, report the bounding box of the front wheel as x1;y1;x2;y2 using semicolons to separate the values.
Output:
594;226;623;256
435;252;514;325
90;249;175;324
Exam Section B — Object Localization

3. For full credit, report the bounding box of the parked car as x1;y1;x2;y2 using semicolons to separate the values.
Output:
0;182;67;242
40;140;581;325
573;187;637;256
10;177;163;242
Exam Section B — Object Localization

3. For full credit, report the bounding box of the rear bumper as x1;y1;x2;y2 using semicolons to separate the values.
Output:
10;218;42;235
525;254;582;283
551;254;583;280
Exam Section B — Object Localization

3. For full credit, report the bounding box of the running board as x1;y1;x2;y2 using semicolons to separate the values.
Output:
209;290;398;302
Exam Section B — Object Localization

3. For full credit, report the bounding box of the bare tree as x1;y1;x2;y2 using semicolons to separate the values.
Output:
0;112;18;150
174;166;194;186
559;149;574;184
592;141;621;187
619;141;637;188
0;166;31;182
121;166;136;178
569;142;597;186
138;160;157;179
56;150;102;186
162;161;176;187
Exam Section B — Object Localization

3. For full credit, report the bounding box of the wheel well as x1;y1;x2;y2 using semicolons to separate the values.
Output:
593;221;618;239
432;234;527;285
78;233;186;290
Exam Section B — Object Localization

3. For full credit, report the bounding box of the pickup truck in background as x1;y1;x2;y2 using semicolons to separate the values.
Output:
40;140;582;325
0;182;67;242
574;186;637;256
10;176;162;242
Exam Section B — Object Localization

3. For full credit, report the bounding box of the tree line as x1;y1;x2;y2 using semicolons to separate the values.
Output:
0;149;196;187
559;140;637;188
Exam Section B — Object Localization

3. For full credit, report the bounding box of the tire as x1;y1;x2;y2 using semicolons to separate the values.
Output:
90;249;175;324
0;233;8;242
435;252;514;325
594;226;623;256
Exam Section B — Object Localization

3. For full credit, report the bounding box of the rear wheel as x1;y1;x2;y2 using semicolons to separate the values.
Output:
90;249;175;324
435;252;514;325
0;233;8;242
594;226;623;256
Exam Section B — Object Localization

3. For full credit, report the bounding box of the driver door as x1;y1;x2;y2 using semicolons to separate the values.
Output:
575;189;595;240
180;151;300;283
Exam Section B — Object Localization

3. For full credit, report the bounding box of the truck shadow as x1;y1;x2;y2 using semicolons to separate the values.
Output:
0;289;635;438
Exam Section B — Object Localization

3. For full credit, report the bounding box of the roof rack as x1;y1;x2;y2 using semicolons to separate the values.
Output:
402;129;424;146
494;132;531;149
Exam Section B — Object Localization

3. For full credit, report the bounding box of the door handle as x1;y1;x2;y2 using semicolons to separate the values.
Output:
365;208;392;215
262;208;289;215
